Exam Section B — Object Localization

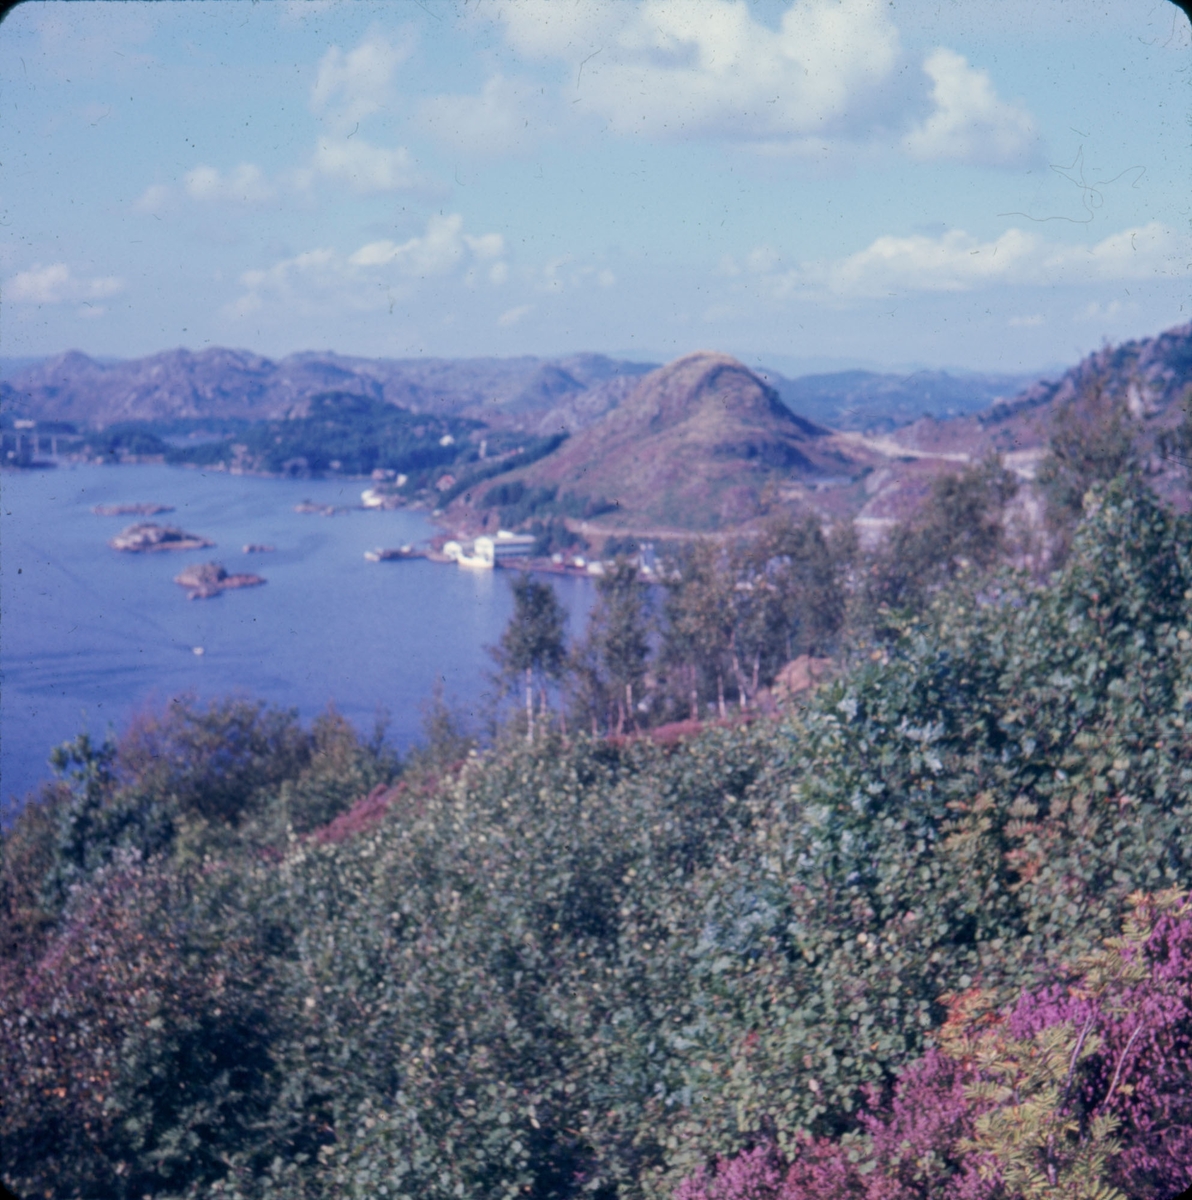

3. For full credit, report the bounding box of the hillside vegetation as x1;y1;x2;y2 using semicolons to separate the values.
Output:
465;352;868;532
2;472;1190;1200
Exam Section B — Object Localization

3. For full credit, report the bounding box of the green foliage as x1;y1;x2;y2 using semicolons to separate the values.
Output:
0;781;71;966
437;433;572;505
2;477;1190;1200
164;392;476;477
493;574;570;740
858;456;1018;628
570;559;652;734
78;422;173;459
658;515;845;719
1037;376;1139;558
404;678;478;775
481;481;615;529
23;698;398;923
1158;382;1192;470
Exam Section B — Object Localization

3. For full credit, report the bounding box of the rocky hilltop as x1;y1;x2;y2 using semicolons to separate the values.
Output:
469;352;873;531
848;320;1192;529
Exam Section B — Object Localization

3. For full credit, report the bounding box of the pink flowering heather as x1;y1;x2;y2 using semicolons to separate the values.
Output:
676;898;1192;1200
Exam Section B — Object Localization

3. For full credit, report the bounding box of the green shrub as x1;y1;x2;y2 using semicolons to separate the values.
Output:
1;477;1188;1199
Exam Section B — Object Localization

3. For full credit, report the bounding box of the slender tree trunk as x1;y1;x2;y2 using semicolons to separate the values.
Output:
626;682;636;732
717;672;727;720
751;651;761;699
525;665;534;744
731;649;749;711
689;663;699;722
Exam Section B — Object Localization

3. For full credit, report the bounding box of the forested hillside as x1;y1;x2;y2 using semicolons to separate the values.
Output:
2;472;1190;1200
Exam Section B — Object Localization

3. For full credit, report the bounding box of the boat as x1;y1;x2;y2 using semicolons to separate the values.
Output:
364;545;418;562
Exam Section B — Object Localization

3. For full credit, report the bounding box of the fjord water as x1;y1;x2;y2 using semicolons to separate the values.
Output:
1;464;594;808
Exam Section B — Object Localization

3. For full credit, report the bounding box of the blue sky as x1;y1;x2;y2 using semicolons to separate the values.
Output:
1;0;1189;372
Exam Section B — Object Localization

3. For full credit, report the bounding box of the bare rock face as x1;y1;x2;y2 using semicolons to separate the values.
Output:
108;523;214;552
173;561;266;599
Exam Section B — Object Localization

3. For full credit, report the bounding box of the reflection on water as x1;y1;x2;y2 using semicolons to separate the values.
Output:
1;464;594;807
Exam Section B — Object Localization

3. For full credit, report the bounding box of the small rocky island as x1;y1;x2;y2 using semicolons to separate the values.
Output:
174;561;266;599
109;522;215;552
294;499;351;516
92;502;175;517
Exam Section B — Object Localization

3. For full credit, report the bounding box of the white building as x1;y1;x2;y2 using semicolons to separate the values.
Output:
473;530;537;566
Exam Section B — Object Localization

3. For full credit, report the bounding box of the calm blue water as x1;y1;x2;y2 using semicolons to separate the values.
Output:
1;464;595;808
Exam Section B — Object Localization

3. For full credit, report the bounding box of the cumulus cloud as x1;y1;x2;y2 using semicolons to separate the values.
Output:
535;257;618;294
6;262;124;305
488;0;620;60
348;214;503;277
904;48;1039;166
419;74;551;157
310;32;410;135
226;214;506;318
184;162;275;203
305;136;426;193
481;0;1044;167
133;183;173;214
758;221;1186;298
498;304;534;327
597;0;895;141
487;0;901;146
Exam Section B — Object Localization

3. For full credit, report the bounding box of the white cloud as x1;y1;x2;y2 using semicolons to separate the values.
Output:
821;227;1040;296
419;74;551;158
765;221;1186;298
227;214;506;318
348;214;495;277
307;136;426;193
498;304;534;327
484;1;1045;168
535;257;617;294
1075;299;1129;323
133;183;173;214
491;0;901;146
487;0;621;60
310;33;410;135
6;263;124;305
1008;313;1045;328
184;162;275;204
904;48;1039;166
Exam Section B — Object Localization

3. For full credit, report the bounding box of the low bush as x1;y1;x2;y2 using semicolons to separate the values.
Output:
1;479;1189;1199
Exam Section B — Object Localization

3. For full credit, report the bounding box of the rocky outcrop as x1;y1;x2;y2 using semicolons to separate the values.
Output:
173;561;266;599
92;503;174;516
108;523;214;552
983;321;1192;426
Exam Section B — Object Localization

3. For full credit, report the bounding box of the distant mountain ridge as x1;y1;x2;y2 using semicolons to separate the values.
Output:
1;345;1044;437
0;347;657;432
761;367;1039;431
